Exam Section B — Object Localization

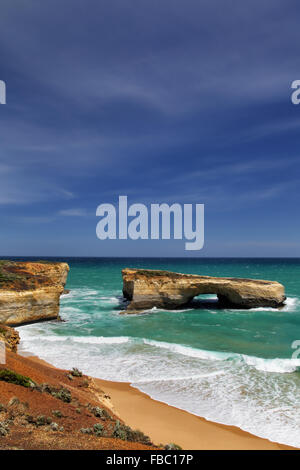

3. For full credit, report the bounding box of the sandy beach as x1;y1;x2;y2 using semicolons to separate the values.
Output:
94;378;294;450
24;354;293;450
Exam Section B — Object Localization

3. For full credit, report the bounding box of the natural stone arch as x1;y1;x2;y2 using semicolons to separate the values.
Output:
122;268;285;313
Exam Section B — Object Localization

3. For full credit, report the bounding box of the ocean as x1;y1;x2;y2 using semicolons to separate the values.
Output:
15;257;300;448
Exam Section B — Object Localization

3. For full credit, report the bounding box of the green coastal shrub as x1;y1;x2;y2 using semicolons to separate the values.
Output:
36;415;47;426
93;423;104;436
40;383;72;403
0;369;35;388
70;367;82;377
53;388;72;403
113;420;128;440
131;429;152;445
90;406;112;420
164;443;182;450
113;420;152;445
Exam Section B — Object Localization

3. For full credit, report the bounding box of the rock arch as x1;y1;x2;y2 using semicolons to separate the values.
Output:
122;268;285;313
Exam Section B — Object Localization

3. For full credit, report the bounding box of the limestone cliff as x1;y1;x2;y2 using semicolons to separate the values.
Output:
0;261;69;326
122;268;285;312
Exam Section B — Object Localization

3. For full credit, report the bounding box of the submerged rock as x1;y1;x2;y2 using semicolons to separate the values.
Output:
122;268;286;312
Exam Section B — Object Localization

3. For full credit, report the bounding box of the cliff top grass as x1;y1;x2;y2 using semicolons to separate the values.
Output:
122;268;273;285
0;260;66;291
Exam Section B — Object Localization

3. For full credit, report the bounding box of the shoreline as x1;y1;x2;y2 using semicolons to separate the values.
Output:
24;352;295;450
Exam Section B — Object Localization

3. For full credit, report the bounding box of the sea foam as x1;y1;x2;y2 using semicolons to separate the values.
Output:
15;286;300;449
17;326;300;448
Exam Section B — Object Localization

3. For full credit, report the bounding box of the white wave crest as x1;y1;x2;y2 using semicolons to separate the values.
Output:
240;355;300;373
36;335;130;345
143;338;300;373
71;336;130;344
249;296;299;312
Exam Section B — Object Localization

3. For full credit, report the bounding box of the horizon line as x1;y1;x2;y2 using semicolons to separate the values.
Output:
1;255;300;260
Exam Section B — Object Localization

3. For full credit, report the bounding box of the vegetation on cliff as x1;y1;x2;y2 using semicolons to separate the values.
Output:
0;260;68;291
0;369;35;388
0;345;156;450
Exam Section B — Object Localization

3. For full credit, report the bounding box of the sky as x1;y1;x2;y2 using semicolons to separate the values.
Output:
0;0;300;257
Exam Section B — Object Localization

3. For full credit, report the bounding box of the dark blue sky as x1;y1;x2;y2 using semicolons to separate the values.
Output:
1;0;300;257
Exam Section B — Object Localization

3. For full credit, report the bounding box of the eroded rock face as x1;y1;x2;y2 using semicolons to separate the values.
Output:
0;324;20;352
122;268;286;312
0;261;69;326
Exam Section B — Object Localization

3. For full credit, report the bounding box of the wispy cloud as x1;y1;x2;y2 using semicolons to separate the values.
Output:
0;0;299;255
58;208;88;217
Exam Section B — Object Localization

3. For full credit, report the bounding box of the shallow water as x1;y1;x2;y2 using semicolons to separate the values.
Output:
15;257;300;447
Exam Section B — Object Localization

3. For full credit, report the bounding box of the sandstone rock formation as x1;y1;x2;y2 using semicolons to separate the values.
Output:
0;324;20;352
122;268;285;312
0;261;69;326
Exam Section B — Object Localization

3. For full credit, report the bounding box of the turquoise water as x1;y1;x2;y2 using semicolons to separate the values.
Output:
17;258;300;447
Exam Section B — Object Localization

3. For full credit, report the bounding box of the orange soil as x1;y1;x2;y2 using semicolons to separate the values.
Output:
0;350;154;450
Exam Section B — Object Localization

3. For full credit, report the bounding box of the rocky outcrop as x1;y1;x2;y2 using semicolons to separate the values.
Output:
0;261;69;326
0;324;20;352
122;268;286;312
